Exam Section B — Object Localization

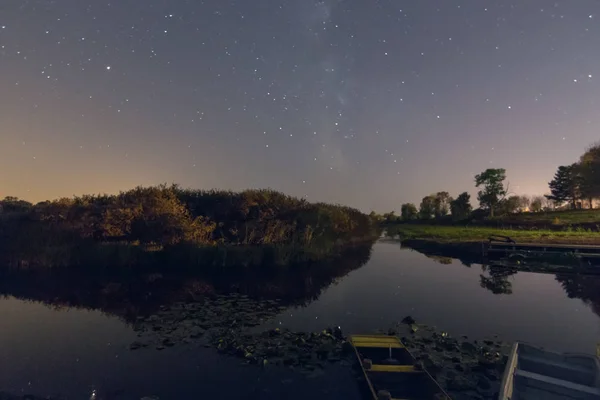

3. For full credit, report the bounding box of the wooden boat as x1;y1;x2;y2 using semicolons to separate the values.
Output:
349;335;451;400
499;342;600;399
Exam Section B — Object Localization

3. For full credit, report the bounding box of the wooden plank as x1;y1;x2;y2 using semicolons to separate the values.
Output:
515;369;600;396
354;342;404;349
489;242;600;250
351;335;403;342
369;364;419;373
498;342;519;400
350;335;405;348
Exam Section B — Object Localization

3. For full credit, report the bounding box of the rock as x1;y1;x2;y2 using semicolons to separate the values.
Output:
446;376;474;391
410;324;419;334
377;390;392;400
421;357;442;374
460;341;478;353
402;316;416;325
477;376;492;391
484;369;499;381
451;356;461;363
283;356;296;366
130;341;144;350
333;326;344;340
477;356;497;369
341;341;354;354
441;338;460;352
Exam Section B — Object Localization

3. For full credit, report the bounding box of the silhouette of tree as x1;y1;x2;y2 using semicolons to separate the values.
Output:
450;192;472;220
401;203;418;221
419;195;436;220
475;168;508;217
546;164;582;209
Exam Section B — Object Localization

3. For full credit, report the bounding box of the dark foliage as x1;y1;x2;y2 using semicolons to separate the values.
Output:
0;185;379;270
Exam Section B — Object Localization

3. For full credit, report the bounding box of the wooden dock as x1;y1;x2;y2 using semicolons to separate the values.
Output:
484;236;600;265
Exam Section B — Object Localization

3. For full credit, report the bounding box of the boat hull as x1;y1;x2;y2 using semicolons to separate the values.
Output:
499;342;600;400
350;334;450;400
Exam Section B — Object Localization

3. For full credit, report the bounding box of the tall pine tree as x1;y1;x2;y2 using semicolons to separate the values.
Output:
545;164;581;208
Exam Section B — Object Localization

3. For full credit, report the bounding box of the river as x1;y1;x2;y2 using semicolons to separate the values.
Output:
0;240;598;399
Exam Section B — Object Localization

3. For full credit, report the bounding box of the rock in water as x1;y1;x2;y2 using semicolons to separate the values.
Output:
446;376;474;391
401;315;416;325
333;326;343;339
477;376;492;391
460;341;477;353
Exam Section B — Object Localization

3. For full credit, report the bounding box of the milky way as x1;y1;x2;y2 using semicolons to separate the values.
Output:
1;0;599;211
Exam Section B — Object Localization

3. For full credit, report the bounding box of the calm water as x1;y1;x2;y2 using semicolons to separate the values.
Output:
1;241;599;399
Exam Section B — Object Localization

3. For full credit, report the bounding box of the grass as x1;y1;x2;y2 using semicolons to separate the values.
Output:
388;224;600;245
491;209;600;228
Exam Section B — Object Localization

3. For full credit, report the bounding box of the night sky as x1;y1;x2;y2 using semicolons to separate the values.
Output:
1;1;599;212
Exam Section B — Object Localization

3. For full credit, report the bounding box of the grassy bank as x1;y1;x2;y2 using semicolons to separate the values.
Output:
384;209;600;231
489;209;600;229
387;224;600;244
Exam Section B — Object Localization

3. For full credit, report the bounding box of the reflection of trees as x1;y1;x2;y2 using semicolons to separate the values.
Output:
424;255;453;265
479;265;518;295
0;243;375;322
555;274;600;317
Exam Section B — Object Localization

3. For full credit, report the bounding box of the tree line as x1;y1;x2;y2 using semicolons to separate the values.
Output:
0;185;379;257
375;142;600;223
545;143;600;209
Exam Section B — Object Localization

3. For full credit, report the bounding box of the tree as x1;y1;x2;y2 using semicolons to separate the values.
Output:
450;192;472;220
545;164;581;209
578;142;600;209
516;195;531;212
433;192;452;218
419;195;436;220
474;168;508;217
368;211;383;223
498;196;521;215
530;196;544;212
400;203;418;221
382;211;399;223
0;196;33;213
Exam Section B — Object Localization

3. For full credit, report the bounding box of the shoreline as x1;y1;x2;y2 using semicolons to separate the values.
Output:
385;224;600;272
386;224;600;246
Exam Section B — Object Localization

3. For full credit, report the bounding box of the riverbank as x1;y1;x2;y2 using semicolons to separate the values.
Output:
386;224;600;245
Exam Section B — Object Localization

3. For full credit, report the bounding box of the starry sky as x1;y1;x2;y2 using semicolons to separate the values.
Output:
1;0;599;212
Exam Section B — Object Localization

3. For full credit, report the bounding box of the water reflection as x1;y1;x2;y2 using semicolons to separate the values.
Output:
479;265;517;295
556;274;600;317
0;244;375;323
1;240;600;400
396;239;600;318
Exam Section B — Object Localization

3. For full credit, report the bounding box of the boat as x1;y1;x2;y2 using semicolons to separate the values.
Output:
349;334;451;400
499;342;600;399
